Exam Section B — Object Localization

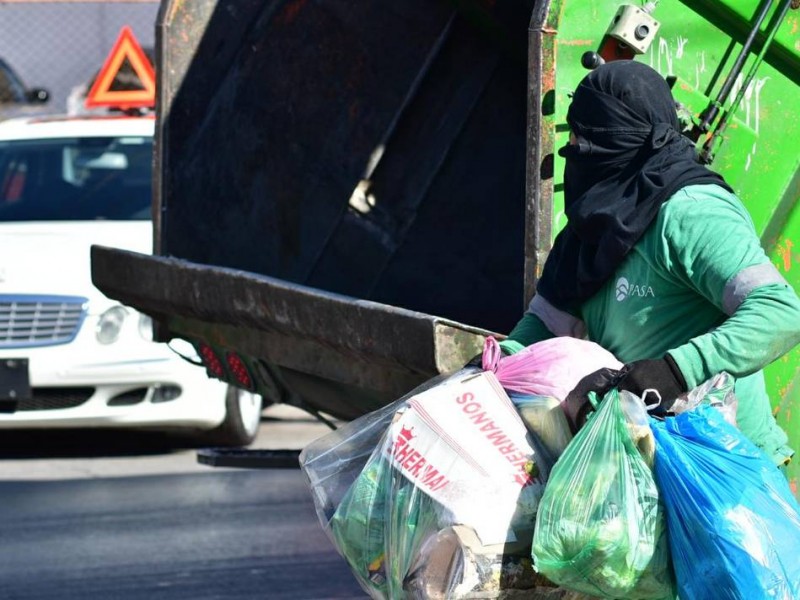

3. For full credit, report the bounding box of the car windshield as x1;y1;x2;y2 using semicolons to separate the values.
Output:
0;135;152;221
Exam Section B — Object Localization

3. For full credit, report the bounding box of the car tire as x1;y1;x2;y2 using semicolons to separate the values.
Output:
202;385;264;447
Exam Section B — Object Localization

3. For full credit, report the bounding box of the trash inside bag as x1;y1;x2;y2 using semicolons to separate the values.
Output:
300;370;555;599
651;404;800;600
328;457;441;596
482;336;623;401
508;392;573;460
531;389;675;599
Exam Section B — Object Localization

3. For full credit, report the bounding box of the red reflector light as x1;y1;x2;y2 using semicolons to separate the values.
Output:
226;352;253;390
197;343;225;378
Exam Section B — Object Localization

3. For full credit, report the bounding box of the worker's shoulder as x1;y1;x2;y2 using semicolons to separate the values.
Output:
650;183;757;248
659;183;749;226
666;182;740;208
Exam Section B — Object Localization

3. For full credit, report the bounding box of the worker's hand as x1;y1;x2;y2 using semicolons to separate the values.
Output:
563;367;622;433
616;356;687;412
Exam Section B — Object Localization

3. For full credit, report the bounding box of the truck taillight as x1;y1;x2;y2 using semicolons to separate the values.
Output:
226;352;254;390
197;343;225;379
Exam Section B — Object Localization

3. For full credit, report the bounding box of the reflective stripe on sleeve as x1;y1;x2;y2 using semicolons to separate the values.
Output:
527;294;587;338
722;263;789;316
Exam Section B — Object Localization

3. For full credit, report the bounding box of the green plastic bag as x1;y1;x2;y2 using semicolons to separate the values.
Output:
531;389;675;599
328;455;440;598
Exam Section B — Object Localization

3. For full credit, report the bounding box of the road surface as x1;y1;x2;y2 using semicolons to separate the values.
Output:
0;405;368;600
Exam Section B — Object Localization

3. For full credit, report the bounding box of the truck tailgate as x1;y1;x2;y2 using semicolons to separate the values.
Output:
92;245;494;416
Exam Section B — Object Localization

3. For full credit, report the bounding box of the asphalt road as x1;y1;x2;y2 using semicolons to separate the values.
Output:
0;406;369;600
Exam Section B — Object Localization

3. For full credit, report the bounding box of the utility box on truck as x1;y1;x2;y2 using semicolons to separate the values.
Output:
91;0;800;492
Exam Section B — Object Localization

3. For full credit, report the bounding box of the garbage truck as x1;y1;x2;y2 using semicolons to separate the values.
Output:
90;0;800;492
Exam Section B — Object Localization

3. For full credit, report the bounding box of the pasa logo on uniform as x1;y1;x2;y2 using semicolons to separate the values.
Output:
615;276;655;301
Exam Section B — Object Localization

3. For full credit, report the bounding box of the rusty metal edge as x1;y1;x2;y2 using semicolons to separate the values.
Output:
91;245;495;390
524;0;559;308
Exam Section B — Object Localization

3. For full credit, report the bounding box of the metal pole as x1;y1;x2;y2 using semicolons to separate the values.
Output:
700;0;794;162
695;0;776;135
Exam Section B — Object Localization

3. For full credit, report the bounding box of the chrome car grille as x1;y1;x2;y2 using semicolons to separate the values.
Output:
0;295;88;348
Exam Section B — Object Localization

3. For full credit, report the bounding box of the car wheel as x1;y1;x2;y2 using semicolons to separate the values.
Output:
202;386;264;447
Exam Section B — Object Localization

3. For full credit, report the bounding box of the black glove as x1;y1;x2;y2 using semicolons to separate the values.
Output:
616;355;687;412
563;367;623;433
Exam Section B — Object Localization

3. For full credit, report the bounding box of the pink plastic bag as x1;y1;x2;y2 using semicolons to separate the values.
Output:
481;336;623;401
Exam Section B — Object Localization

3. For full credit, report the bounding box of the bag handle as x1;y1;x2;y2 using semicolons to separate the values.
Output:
481;336;503;372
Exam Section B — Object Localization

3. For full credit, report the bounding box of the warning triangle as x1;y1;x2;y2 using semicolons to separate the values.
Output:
85;26;156;110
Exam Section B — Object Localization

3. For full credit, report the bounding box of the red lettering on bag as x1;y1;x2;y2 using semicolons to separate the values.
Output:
486;430;510;446
394;438;415;463
505;452;527;465
389;427;451;493
470;412;491;426
408;455;426;477
463;402;481;414
456;392;474;405
514;472;535;487
402;450;421;470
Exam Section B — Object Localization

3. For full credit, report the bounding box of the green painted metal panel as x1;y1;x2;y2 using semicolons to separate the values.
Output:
537;0;800;495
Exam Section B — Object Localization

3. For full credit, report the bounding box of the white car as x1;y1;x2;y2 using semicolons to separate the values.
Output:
0;114;263;445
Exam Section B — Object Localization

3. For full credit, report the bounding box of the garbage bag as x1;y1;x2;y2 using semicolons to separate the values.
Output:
668;371;738;426
651;404;800;600
482;336;623;401
328;456;442;597
300;370;455;532
508;392;573;460
531;389;675;599
300;370;554;599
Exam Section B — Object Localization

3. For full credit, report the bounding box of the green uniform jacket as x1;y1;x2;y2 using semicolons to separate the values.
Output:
505;184;800;465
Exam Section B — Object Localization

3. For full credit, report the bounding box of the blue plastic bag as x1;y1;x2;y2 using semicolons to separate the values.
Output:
651;405;800;600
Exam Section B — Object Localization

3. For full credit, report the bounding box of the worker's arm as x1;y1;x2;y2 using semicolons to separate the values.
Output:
500;294;586;353
663;189;800;388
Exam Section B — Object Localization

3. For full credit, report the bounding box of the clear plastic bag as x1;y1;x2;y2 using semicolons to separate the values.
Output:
508;392;573;461
300;370;556;599
668;371;738;426
531;389;675;599
300;370;456;532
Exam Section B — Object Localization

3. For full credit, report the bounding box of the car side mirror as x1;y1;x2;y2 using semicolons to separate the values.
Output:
26;88;49;104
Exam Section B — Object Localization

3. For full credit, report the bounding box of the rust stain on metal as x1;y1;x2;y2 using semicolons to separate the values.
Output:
542;67;555;90
275;0;308;26
558;39;594;46
777;238;795;272
774;384;792;413
540;40;557;90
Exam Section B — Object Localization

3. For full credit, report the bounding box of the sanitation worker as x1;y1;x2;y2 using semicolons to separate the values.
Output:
499;59;800;468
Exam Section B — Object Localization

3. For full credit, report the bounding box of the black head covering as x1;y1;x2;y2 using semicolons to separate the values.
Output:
536;60;731;313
